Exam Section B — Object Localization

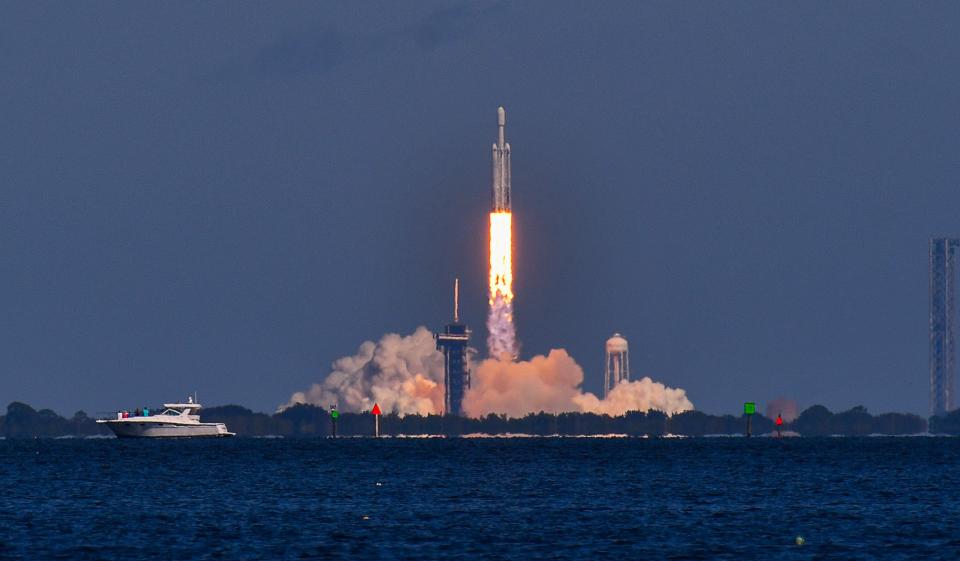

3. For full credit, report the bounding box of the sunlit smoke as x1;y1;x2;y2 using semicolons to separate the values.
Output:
574;378;694;417
464;350;693;418
284;329;693;420
488;211;517;358
281;327;444;415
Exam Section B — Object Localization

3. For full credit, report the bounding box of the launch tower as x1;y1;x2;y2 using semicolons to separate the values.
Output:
930;238;960;416
604;333;630;398
436;279;471;415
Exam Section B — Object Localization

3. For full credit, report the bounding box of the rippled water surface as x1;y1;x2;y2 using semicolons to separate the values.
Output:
1;437;959;560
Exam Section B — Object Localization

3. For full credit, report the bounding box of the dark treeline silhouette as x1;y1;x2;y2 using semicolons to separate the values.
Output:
1;402;108;438
0;401;937;438
929;408;960;434
792;405;927;436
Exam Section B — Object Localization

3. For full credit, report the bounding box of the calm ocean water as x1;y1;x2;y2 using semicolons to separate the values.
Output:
1;437;958;560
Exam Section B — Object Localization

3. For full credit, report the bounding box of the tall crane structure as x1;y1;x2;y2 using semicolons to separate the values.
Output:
930;238;960;416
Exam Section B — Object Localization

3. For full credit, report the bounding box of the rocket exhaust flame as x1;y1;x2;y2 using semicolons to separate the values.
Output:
488;211;516;358
488;212;513;303
488;107;517;358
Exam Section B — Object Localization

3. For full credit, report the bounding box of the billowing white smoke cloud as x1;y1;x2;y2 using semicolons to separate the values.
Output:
573;378;694;417
284;330;693;418
464;350;582;416
486;295;517;359
282;327;445;415
463;349;693;417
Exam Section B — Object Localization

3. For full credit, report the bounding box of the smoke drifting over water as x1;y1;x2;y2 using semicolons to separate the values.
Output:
284;329;693;418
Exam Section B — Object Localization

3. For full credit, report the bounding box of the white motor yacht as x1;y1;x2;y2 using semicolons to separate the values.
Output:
97;396;235;438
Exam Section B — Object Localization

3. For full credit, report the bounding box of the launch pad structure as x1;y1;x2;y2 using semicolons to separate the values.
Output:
436;279;471;416
930;238;959;417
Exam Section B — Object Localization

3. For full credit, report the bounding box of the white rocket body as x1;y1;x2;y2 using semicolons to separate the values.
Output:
492;106;511;211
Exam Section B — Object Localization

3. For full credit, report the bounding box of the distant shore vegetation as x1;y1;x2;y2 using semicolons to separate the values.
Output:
2;402;955;438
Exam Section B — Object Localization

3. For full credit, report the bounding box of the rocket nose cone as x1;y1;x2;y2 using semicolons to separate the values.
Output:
498;106;505;125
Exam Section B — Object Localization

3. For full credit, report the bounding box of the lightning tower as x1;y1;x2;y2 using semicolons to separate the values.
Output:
488;106;517;358
930;238;959;416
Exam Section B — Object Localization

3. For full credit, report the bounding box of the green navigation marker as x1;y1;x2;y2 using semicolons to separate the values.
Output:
744;402;755;437
330;405;339;438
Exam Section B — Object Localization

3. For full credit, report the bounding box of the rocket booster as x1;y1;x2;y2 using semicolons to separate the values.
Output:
492;106;511;211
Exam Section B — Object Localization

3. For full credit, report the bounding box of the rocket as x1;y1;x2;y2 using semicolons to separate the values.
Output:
491;106;511;211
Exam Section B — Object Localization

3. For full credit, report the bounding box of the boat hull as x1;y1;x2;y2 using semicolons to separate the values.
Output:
101;421;234;438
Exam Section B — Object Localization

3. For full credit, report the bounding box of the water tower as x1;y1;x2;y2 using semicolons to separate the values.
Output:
604;333;630;398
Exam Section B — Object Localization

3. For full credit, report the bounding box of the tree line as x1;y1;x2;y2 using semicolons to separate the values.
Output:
0;401;946;438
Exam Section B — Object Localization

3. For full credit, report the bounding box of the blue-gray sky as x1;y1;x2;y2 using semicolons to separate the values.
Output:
3;2;959;416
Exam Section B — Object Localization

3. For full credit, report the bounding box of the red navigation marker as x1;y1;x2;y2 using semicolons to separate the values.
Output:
371;403;382;437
